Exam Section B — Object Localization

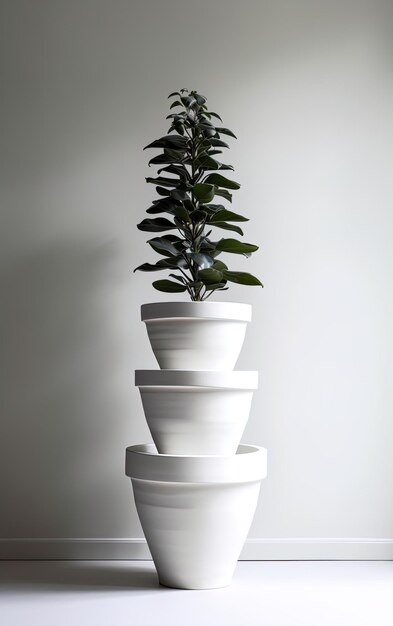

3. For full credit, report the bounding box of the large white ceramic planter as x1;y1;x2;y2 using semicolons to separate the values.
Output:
126;443;267;589
141;301;252;371
135;370;258;455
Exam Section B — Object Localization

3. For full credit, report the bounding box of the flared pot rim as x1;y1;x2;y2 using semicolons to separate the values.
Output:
141;301;252;322
125;443;267;483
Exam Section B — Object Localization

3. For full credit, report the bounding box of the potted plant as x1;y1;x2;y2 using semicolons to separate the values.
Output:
125;90;267;590
135;89;263;371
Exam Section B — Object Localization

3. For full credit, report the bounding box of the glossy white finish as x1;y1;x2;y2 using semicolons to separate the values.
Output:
126;444;266;589
125;443;267;483
141;302;252;370
135;371;258;455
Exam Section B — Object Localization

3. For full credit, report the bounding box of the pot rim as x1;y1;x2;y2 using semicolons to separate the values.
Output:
125;443;267;483
141;301;252;322
135;370;258;389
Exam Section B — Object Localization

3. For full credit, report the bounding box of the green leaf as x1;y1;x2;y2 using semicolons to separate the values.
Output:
157;164;189;179
194;155;220;170
170;188;189;202
169;273;186;283
211;222;244;236
209;209;248;222
134;262;169;272
194;93;207;105
144;135;188;150
147;237;178;256
207;111;223;122
153;279;187;293
203;282;228;292
192;183;215;203
174;206;190;221
223;271;263;286
156;186;171;196
148;153;179;166
190;209;207;223
170;100;183;109
212;260;228;271
146;197;180;214
214;189;232;202
137;218;177;232
188;253;214;269
216;238;259;254
203;174;240;190
215;127;237;139
146;176;179;188
209;138;230;148
155;255;188;269
168;91;181;98
198;268;224;284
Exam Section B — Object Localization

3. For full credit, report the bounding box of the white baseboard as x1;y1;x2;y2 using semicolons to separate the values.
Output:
0;538;392;560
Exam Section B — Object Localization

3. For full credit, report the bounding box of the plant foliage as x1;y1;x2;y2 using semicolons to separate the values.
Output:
135;89;263;300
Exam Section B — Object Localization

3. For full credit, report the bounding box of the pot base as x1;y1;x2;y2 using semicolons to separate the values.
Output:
158;577;232;590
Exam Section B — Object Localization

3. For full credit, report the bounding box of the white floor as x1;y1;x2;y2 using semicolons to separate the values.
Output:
0;560;392;626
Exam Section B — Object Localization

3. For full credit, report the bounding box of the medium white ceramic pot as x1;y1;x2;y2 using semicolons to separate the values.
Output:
141;301;252;370
135;370;258;455
126;443;267;589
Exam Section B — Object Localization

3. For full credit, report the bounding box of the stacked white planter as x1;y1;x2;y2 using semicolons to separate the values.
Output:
125;302;267;589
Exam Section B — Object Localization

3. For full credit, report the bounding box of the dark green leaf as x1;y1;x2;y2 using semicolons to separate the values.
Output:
211;222;244;236
146;176;179;188
169;273;187;283
207;111;223;122
212;260;228;271
223;271;263;286
170;100;183;109
215;127;237;139
210;209;248;222
192;183;215;203
168;91;181;98
203;174;240;190
174;206;190;221
137;218;177;232
146;197;180;214
188;253;214;269
216;238;259;254
209;138;230;148
170;188;189;201
190;209;207;223
156;186;171;196
153;279;187;293
195;155;220;170
147;237;178;256
157;164;189;179
198;268;224;284
155;255;188;269
144;135;188;150
203;282;228;291
214;189;232;202
181;96;196;108
194;93;207;105
134;262;169;272
148;153;179;166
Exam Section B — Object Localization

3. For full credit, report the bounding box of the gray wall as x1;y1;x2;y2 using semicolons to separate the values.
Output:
1;0;392;558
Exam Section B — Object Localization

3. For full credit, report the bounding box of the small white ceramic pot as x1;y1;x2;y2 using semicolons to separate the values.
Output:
135;370;258;455
126;443;267;589
141;301;252;370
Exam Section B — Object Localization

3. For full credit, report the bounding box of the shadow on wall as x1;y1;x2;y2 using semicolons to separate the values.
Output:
0;241;135;538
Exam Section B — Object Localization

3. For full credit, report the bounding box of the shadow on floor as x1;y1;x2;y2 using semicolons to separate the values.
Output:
0;561;167;594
